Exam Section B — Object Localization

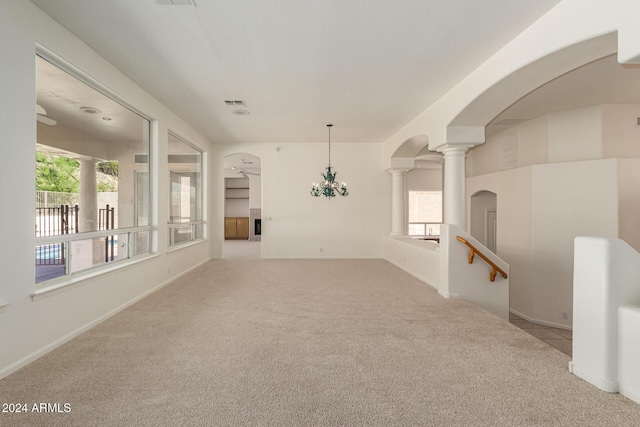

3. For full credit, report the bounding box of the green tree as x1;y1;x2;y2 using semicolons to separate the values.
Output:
35;152;80;193
97;161;118;176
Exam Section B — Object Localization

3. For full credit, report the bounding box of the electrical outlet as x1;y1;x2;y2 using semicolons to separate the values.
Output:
561;312;568;320
319;248;323;253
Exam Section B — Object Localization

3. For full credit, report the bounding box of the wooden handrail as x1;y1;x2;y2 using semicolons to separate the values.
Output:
456;236;507;282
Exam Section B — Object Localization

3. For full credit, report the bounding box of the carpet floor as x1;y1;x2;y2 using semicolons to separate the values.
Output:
1;259;639;426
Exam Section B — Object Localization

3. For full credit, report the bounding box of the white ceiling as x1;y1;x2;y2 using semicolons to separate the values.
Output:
31;0;565;144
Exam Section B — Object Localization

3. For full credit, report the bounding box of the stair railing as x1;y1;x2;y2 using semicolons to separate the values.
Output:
456;235;508;282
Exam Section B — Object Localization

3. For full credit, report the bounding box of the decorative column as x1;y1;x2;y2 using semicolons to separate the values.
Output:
439;145;472;229
388;168;409;237
79;159;98;232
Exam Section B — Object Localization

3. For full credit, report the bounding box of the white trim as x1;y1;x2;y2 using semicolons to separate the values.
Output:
36;45;155;121
36;226;150;246
3;258;209;381
569;361;619;393
619;384;640;405
510;308;572;331
260;256;382;260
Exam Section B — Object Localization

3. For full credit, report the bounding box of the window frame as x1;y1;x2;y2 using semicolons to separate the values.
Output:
167;130;205;248
34;47;155;291
407;189;443;237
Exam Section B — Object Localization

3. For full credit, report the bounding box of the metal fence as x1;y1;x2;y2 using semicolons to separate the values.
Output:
36;190;79;208
35;204;79;265
99;205;116;262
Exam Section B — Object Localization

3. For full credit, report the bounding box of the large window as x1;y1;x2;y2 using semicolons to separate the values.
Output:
408;190;442;236
35;55;151;284
168;132;204;246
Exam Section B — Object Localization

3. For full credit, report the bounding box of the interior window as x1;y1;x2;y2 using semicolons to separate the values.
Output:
408;190;442;236
35;55;151;284
168;132;204;246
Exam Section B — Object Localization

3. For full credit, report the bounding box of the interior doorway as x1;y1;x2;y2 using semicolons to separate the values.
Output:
223;153;261;259
470;190;497;253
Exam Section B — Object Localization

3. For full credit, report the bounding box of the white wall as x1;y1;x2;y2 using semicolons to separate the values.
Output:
466;104;640;328
602;105;640;158
548;106;603;162
617;158;640;251
406;168;442;190
532;159;619;326
217;141;389;259
249;174;261;209
0;2;213;379
467;167;535;322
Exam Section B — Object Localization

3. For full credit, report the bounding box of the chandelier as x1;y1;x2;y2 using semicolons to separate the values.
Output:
310;124;348;198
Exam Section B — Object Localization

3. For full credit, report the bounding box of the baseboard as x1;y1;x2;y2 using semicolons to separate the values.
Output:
510;308;572;331
0;258;209;381
569;362;618;393
619;383;640;405
259;256;382;260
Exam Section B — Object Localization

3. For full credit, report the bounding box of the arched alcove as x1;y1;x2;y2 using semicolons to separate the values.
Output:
470;190;497;253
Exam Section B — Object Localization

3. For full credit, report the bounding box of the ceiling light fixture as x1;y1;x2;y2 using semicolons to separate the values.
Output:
310;124;348;198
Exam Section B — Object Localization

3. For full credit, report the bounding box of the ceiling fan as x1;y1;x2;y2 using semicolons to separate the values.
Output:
235;169;260;178
37;104;57;126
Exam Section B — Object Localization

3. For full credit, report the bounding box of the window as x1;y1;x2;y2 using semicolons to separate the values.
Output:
35;55;151;284
168;132;204;246
408;190;442;236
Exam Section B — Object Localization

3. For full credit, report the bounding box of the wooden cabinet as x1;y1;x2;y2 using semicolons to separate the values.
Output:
225;217;249;240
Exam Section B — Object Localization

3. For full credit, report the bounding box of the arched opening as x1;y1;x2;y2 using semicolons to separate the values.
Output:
223;153;261;258
470;191;497;253
462;49;640;356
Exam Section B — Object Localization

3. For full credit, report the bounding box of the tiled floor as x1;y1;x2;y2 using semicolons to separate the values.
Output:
509;312;573;356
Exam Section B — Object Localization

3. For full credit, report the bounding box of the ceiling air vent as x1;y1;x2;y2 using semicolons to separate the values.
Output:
225;100;246;107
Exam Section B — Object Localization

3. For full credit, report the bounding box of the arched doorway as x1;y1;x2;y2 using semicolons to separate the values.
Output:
470;190;497;253
223;153;261;258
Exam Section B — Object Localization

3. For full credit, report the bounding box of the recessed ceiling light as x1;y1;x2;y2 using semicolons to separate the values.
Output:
233;109;250;116
80;106;102;114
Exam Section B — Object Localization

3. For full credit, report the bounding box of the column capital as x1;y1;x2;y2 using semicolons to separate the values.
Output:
437;143;474;156
387;168;410;175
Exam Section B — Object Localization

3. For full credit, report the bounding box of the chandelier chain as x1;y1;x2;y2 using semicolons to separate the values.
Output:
328;124;331;167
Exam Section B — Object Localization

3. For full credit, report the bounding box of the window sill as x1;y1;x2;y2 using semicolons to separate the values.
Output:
167;238;207;253
32;253;160;301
